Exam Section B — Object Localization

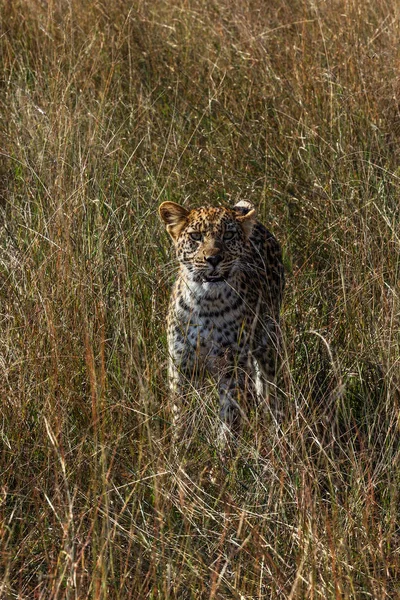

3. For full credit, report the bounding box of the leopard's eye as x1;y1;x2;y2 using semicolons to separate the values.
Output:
189;231;203;241
223;231;236;241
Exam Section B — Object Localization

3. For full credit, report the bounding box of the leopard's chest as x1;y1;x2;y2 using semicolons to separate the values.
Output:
184;310;238;357
170;281;252;362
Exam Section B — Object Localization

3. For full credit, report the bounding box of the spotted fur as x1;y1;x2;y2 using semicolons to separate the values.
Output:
159;200;285;441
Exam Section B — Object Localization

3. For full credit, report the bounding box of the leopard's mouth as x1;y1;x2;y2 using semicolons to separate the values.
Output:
203;274;225;283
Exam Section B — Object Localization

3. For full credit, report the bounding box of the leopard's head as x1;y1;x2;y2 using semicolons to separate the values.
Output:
159;201;256;284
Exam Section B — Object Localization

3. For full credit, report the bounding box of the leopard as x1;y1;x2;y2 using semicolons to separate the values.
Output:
159;199;285;443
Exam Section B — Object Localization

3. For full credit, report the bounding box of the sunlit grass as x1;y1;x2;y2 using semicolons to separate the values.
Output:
1;1;399;598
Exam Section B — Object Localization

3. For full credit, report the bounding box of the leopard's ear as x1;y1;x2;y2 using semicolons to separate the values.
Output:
233;200;255;216
159;202;189;240
235;202;256;237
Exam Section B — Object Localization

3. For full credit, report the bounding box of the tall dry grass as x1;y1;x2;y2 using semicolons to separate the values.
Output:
1;0;399;598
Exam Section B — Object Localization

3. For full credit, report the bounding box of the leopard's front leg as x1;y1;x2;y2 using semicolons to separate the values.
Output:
216;361;255;446
167;324;199;452
253;320;283;418
168;358;187;431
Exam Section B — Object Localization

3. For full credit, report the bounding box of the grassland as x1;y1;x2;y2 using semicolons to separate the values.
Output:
1;0;399;598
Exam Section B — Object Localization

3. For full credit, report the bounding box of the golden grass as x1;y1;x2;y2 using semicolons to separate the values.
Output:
1;0;399;597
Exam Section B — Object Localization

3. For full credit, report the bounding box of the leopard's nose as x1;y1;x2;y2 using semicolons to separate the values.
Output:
205;254;223;268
